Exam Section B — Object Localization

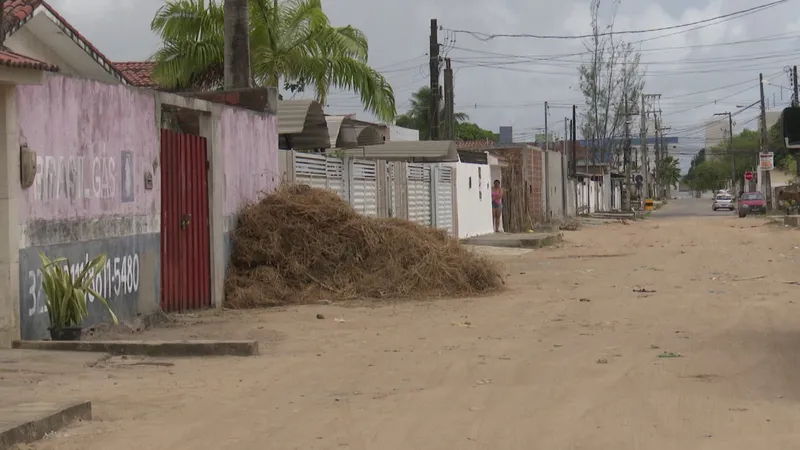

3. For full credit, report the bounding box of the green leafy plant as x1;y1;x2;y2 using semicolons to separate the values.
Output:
39;252;118;330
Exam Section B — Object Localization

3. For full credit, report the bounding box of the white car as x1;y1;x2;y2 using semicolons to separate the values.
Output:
712;194;734;211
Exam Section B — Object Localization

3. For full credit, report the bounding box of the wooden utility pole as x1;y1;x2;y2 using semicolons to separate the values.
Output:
443;58;454;140
223;0;251;89
429;19;440;140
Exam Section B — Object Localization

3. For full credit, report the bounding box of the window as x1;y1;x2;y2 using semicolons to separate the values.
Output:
741;193;764;200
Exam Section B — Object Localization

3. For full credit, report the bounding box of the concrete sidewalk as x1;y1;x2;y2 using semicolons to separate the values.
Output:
460;232;562;249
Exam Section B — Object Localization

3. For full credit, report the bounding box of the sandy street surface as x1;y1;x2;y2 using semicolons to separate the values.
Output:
5;199;800;449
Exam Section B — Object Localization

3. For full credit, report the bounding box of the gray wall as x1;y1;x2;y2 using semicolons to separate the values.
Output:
543;151;565;220
19;230;159;339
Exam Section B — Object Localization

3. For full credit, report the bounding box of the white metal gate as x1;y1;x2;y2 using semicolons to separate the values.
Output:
433;165;454;234
350;159;378;216
407;163;432;226
294;152;346;199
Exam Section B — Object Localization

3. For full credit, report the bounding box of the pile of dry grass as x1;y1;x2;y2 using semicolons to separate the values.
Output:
225;184;504;308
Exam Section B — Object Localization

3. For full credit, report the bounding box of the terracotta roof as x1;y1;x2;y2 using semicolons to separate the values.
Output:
2;0;39;35
114;61;157;87
0;47;58;71
2;0;131;84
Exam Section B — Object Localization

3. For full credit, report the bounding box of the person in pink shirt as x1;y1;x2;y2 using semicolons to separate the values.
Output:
491;180;503;232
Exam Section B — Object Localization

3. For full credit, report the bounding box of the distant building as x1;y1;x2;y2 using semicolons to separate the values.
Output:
704;119;730;159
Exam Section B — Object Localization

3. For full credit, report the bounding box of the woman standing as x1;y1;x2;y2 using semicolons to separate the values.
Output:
491;180;503;232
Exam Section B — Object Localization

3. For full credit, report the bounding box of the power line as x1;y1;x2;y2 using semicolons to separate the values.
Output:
445;0;788;40
444;31;800;63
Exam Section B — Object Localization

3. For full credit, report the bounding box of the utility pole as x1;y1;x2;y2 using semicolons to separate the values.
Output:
794;66;799;184
759;72;770;200
572;105;577;176
640;94;649;199
544;102;549;151
544;101;550;219
653;112;661;198
714;112;736;192
429;19;440;141
562;117;569;216
623;92;631;211
443;58;454;140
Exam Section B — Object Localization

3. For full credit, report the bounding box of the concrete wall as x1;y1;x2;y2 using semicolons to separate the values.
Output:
10;74;279;340
543;150;565;220
454;162;493;238
218;106;279;275
16;75;160;340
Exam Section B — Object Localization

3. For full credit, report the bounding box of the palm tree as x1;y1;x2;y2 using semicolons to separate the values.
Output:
223;0;251;88
395;86;468;140
150;0;396;121
658;156;681;197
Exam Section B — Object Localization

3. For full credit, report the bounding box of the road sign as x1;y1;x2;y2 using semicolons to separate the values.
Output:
745;171;754;181
634;174;644;185
759;152;774;170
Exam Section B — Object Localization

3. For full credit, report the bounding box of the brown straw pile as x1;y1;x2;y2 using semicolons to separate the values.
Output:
225;184;503;308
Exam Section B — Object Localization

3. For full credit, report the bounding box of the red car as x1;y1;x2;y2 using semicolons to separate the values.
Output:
737;191;767;217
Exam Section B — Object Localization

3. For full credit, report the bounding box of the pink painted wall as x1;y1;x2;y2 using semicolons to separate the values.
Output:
15;75;159;223
219;107;279;216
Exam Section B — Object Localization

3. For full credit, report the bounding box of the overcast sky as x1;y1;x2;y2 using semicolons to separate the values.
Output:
50;0;799;166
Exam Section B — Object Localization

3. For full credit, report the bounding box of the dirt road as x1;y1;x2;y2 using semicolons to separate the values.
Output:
6;201;800;449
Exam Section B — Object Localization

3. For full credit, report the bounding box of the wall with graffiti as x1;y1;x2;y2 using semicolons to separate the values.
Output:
15;76;159;339
13;75;280;340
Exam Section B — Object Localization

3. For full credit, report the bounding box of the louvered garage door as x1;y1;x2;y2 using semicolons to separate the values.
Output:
407;163;432;226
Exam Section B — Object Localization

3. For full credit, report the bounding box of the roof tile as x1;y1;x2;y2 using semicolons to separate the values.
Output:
114;61;157;88
2;0;131;83
2;0;42;35
0;47;58;72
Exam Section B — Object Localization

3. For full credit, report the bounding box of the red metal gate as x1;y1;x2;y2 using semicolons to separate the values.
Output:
160;129;212;312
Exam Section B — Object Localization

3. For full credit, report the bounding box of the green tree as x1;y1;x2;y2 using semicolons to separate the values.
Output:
394;86;468;140
658;155;681;196
456;122;498;141
150;0;396;121
684;159;729;192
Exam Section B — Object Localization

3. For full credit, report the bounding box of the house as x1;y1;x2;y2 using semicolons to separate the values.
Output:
2;0;134;84
0;2;283;345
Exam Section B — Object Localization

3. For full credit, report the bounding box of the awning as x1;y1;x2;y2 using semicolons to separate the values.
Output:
278;99;330;150
335;140;458;162
326;115;385;148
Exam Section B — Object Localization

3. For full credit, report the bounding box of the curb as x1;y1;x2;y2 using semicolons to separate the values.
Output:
0;401;91;449
11;340;259;357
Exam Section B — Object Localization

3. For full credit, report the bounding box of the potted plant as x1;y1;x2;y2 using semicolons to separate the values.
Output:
39;252;118;341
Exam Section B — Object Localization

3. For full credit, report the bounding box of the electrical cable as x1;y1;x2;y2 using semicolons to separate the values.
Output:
445;0;788;40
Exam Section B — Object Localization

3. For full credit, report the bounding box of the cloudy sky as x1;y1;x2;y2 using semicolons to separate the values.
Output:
50;0;798;168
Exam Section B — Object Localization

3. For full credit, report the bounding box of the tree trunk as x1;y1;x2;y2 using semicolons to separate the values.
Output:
223;0;251;89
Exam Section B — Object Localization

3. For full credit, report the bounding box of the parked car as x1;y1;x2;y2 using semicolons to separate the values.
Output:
737;192;767;217
712;193;734;211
